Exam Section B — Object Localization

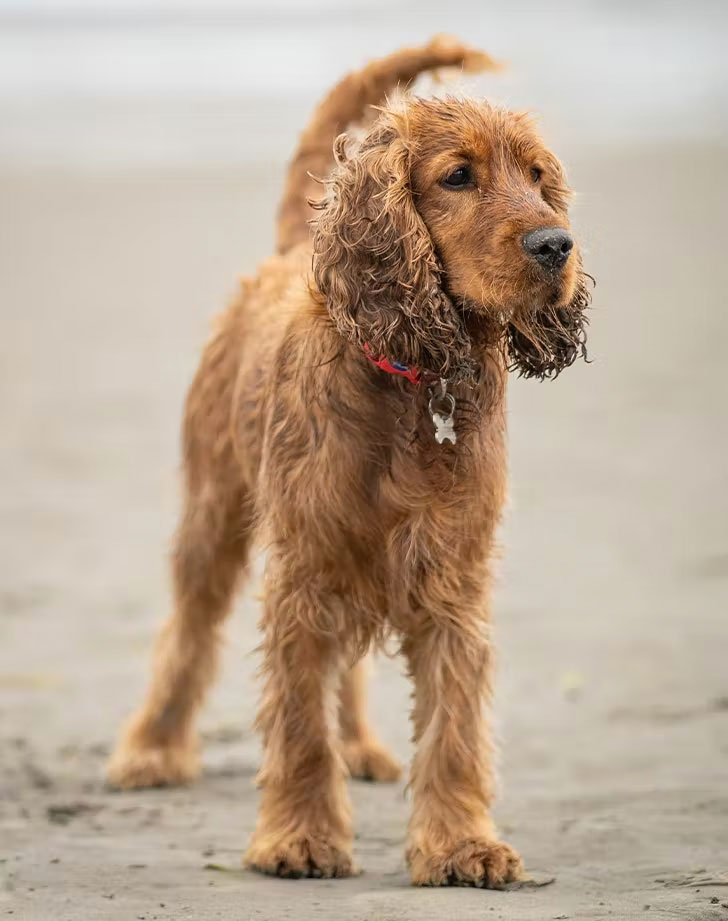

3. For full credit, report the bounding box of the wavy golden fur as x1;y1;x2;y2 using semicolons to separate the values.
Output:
108;36;591;887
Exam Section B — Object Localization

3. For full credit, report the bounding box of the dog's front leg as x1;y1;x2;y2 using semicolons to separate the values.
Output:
244;562;355;879
402;613;523;888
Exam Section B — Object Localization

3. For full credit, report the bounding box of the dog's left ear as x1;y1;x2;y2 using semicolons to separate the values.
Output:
312;124;473;381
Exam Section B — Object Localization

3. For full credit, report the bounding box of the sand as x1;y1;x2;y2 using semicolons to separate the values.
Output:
1;144;727;920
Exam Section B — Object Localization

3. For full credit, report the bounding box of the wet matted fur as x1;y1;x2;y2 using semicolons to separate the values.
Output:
108;36;591;887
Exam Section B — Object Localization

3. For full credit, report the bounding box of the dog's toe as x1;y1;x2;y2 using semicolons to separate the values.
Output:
245;832;356;879
408;837;523;888
342;738;402;783
106;741;199;790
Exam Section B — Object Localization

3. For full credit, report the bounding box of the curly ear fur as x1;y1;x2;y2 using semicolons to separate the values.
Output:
312;125;474;382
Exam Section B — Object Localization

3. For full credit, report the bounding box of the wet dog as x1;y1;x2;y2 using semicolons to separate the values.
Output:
108;36;590;886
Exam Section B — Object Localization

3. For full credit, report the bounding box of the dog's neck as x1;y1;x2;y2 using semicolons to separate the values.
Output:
308;294;507;438
362;346;422;386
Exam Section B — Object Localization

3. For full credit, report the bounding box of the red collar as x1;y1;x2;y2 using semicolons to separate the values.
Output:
363;345;421;385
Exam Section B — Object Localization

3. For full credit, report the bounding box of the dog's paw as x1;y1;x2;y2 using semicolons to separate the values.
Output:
244;833;356;879
106;740;199;790
342;738;402;783
408;837;523;888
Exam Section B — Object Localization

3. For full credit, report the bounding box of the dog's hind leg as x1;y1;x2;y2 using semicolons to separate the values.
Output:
107;481;252;789
108;314;254;789
338;659;401;782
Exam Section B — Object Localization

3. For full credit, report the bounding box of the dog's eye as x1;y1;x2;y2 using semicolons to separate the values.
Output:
442;166;472;188
530;166;543;183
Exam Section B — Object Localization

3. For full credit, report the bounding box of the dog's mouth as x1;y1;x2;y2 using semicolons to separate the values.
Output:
505;269;593;379
456;268;593;381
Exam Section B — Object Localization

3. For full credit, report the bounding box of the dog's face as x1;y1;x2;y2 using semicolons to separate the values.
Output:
411;103;578;317
314;98;590;382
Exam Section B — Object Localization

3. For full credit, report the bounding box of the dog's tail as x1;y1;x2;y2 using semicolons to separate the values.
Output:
276;35;498;254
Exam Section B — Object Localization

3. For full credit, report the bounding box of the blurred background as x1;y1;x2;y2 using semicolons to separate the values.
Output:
1;2;726;919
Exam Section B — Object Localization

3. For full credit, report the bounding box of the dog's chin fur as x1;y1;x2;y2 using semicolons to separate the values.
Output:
459;268;592;383
506;270;592;380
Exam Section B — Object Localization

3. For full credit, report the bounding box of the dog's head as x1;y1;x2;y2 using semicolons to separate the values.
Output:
313;97;590;382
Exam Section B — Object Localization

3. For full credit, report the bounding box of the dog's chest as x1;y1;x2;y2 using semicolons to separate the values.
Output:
373;385;507;512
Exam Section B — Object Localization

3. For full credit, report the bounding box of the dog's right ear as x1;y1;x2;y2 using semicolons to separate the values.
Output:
312;124;473;382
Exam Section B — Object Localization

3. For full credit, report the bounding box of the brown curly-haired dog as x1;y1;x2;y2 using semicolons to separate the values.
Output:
108;36;590;887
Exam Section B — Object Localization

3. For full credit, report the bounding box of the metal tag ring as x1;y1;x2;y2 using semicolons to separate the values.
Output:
428;391;456;420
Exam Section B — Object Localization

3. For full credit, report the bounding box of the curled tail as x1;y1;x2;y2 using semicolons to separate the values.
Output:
276;35;499;254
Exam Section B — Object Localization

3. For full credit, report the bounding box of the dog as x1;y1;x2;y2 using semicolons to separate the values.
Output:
108;36;590;887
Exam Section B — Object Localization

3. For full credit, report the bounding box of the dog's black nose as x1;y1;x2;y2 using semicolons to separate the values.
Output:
522;227;573;271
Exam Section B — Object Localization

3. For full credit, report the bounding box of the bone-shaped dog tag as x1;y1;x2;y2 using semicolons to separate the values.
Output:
432;411;456;445
428;379;457;446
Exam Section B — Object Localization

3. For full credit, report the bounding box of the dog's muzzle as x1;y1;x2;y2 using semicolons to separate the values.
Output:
522;227;573;272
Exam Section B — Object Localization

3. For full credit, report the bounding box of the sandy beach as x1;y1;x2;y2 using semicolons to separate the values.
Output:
1;140;726;919
1;3;727;916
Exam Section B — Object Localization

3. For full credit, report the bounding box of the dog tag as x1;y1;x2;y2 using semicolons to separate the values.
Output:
432;411;456;445
428;379;457;445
